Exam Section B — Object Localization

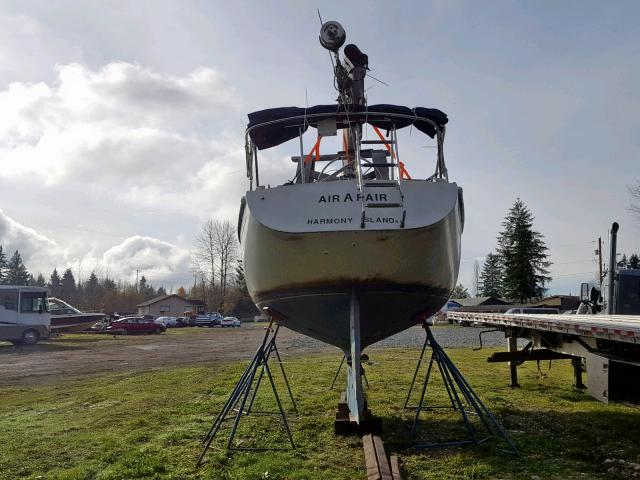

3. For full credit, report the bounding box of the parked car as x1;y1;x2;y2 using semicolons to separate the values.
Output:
154;316;170;327
175;317;189;327
195;312;223;327
154;316;180;327
221;316;241;328
107;317;166;334
505;308;560;314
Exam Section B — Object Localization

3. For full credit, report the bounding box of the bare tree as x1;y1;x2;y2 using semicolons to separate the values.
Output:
629;181;640;221
193;219;218;302
472;259;480;297
213;219;237;303
192;218;238;310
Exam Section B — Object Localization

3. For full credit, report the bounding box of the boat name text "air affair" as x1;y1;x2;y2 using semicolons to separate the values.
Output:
318;193;387;203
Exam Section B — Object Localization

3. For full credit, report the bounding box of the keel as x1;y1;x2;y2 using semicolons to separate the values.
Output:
347;288;364;423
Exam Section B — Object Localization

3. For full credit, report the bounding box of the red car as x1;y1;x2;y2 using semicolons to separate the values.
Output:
106;317;165;334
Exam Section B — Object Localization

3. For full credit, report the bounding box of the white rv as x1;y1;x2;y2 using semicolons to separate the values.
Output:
0;285;51;345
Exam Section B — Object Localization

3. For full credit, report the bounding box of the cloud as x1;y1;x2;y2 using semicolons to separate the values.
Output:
0;60;259;239
0;208;67;272
0;208;191;285
0;62;251;285
101;235;190;283
0;62;242;201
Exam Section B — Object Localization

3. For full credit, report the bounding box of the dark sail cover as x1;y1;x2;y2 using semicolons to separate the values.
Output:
247;104;448;150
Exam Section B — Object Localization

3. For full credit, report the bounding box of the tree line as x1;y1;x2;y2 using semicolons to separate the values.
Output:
618;253;640;269
0;245;170;312
0;226;257;317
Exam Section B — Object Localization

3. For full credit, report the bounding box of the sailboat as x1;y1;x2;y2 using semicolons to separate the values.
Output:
238;20;464;425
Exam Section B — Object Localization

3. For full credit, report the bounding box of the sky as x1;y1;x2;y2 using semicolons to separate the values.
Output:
0;0;638;295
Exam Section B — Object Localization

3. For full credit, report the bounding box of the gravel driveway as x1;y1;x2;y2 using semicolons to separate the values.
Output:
0;324;507;386
285;324;509;351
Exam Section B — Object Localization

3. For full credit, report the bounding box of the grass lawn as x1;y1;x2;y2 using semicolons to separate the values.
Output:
0;345;638;479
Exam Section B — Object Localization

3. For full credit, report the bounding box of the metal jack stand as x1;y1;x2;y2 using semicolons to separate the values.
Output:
197;314;296;466
405;321;518;453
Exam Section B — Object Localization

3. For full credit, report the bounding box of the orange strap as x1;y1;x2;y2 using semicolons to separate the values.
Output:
399;161;412;180
342;130;350;162
372;126;411;179
304;136;322;164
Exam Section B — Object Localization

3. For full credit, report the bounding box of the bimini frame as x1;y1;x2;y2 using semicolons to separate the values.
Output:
244;111;448;191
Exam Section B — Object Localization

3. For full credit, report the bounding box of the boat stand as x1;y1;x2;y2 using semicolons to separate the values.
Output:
197;314;297;466
405;321;518;453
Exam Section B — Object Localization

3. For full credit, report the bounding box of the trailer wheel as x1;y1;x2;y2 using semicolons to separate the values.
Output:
21;329;40;345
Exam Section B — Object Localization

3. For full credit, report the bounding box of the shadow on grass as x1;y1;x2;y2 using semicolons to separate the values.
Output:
377;404;640;479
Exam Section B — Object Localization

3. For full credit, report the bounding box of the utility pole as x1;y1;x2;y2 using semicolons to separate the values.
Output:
136;269;139;292
598;237;603;283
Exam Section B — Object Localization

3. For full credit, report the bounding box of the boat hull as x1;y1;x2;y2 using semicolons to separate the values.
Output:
240;179;463;351
50;313;105;332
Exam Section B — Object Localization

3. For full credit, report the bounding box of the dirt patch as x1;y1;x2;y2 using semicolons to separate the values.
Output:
0;324;336;386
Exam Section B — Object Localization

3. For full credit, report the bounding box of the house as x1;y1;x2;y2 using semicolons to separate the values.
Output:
136;295;205;317
450;296;512;313
532;295;580;312
185;298;207;315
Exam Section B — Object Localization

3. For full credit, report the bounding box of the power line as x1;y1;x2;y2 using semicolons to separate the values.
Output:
548;271;597;278
547;240;597;248
550;259;597;265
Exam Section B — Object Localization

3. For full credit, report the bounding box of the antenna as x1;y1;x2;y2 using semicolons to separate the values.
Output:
318;19;369;106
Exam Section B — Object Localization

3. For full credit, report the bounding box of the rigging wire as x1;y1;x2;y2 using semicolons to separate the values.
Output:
365;72;389;87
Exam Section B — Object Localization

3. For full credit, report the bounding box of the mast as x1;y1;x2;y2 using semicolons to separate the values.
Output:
319;20;369;191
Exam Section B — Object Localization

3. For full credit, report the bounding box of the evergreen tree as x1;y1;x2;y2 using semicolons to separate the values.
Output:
451;283;470;298
49;268;62;297
100;277;118;312
479;252;503;297
618;253;628;268
629;253;640;269
61;268;77;302
0;245;7;284
138;275;155;299
5;250;30;285
102;277;117;291
156;286;167;296
497;199;551;303
85;271;101;310
35;273;46;287
76;281;85;306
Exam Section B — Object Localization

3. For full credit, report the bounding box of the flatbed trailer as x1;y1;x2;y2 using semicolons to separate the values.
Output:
447;311;640;405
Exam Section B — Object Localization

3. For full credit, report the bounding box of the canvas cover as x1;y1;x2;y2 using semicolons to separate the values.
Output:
247;104;448;150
